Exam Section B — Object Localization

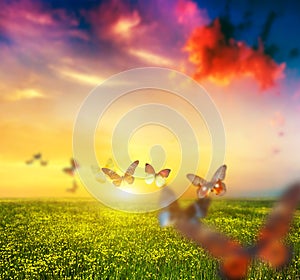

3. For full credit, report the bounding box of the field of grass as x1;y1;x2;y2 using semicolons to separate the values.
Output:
0;198;299;279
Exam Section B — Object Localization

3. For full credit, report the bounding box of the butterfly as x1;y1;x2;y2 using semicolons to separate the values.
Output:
145;163;171;187
25;159;34;165
66;180;78;193
63;158;79;176
33;153;42;160
25;153;43;165
40;160;48;166
159;183;300;280
159;192;211;227
102;160;139;187
187;165;227;198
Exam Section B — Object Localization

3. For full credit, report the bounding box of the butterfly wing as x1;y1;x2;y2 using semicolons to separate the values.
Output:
102;168;121;180
211;164;227;184
158;169;171;178
145;163;155;174
186;174;207;186
145;163;156;184
184;197;211;220
197;184;212;198
255;183;300;268
159;189;251;279
71;158;79;169
212;180;226;196
155;175;166;187
124;175;134;184
63;167;74;176
155;169;171;187
145;174;155;184
102;168;123;186
123;160;139;184
26;159;33;165
158;188;182;227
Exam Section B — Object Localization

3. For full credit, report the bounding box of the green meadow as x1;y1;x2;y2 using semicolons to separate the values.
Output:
0;199;299;280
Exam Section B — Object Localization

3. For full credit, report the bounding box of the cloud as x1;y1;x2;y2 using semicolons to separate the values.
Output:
3;88;46;102
50;66;105;86
0;0;87;45
128;49;174;67
82;0;209;68
185;19;286;90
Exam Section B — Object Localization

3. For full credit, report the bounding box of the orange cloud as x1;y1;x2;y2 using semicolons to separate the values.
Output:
185;19;285;90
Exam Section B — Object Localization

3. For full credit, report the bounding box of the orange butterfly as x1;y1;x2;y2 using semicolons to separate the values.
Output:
145;163;171;187
159;183;300;280
187;165;227;198
102;160;139;187
63;158;79;176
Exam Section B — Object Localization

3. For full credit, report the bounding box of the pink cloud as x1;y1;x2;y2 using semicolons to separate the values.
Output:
185;19;286;90
0;0;87;45
82;0;209;68
82;0;142;43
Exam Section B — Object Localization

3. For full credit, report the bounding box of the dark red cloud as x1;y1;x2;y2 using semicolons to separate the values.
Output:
185;19;285;90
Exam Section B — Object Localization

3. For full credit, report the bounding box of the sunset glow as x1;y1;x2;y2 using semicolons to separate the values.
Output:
1;0;300;198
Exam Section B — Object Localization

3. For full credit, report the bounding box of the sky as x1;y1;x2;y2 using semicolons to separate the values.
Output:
0;0;300;199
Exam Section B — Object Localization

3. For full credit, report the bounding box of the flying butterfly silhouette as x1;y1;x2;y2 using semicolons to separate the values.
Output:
25;153;43;165
33;153;42;160
66;180;79;193
25;159;34;165
40;160;48;166
63;158;79;176
159;183;300;280
145;163;171;187
102;160;139;187
187;165;227;198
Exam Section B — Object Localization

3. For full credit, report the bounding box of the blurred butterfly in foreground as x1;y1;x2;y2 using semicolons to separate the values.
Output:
145;163;171;187
159;183;300;280
63;158;79;176
102;160;139;187
187;165;227;198
159;187;211;227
